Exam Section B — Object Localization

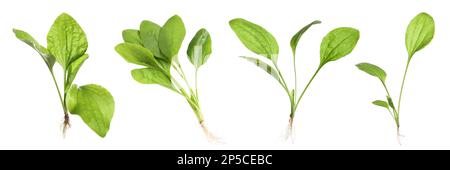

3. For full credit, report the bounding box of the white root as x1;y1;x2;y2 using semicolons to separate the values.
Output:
61;114;70;138
284;118;295;143
200;122;222;144
396;128;404;145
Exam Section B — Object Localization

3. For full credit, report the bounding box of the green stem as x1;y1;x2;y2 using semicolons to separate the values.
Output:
182;91;203;123
49;70;65;113
176;63;192;90
170;77;185;95
273;63;291;97
381;81;399;126
195;69;199;98
397;59;411;116
293;54;298;100
292;65;322;118
191;101;204;123
171;64;203;124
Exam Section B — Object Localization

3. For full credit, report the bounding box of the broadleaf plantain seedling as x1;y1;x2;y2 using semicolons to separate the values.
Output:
115;15;218;142
14;13;115;137
356;12;435;144
229;18;359;141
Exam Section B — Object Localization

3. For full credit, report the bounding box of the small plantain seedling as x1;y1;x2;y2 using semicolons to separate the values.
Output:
115;15;217;142
230;18;359;141
14;13;115;137
356;12;434;144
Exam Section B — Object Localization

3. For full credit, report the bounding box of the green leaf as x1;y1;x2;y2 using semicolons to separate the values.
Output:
122;29;142;45
405;12;435;59
115;43;158;67
229;18;279;62
320;27;359;66
187;28;212;68
66;84;78;113
13;29;56;69
356;62;387;83
65;54;89;91
372;100;389;109
240;56;280;82
386;96;396;111
67;84;115;137
290;20;321;55
131;67;175;91
47;13;88;69
158;15;186;62
140;20;163;59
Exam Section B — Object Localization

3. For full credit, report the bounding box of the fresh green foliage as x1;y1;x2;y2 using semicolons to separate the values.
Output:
229;18;279;62
131;67;175;91
116;15;215;138
47;14;88;70
67;84;115;137
291;20;321;56
13;29;55;69
320;28;360;66
230;18;359;139
372;100;389;109
159;15;186;62
356;63;386;83
405;13;435;59
14;13;115;137
356;12;435;142
239;56;280;81
187;29;212;68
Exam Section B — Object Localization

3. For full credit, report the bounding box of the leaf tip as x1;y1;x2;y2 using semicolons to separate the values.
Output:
229;18;242;26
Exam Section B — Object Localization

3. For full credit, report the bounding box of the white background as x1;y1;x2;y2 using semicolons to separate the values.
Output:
0;0;447;149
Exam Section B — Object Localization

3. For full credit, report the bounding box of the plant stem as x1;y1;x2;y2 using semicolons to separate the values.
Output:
293;54;298;100
174;62;192;91
195;69;199;97
381;82;399;127
49;70;65;112
292;65;322;118
397;59;411;116
170;64;204;124
273;63;291;97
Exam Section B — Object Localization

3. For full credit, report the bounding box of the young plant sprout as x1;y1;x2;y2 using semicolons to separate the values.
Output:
14;13;115;137
356;12;435;144
115;15;217;142
229;18;359;141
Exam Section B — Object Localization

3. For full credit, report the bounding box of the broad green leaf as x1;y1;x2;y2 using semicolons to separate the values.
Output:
67;84;115;137
65;54;89;91
405;12;435;59
131;67;175;91
356;62;387;83
122;29;142;45
140;20;163;58
66;84;78;113
290;20;321;55
320;27;359;66
372;100;389;109
115;43;158;67
158;15;186;62
240;56;280;82
187;28;212;68
47;13;88;69
13;29;56;69
229;18;279;62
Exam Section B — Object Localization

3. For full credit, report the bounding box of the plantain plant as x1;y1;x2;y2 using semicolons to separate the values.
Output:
115;15;217;141
356;12;435;144
229;18;359;141
14;13;115;137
